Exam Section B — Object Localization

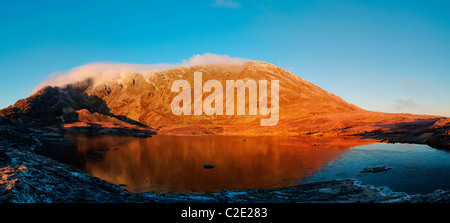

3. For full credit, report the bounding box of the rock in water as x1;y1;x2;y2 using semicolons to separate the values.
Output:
360;166;392;173
203;164;215;169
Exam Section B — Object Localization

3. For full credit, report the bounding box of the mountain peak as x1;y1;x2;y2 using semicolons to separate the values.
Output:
1;62;364;134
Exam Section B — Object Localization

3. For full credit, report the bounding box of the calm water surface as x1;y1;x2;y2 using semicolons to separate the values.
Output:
305;143;450;194
39;135;450;194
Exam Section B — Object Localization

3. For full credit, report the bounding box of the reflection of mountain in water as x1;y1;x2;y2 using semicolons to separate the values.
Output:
39;135;376;193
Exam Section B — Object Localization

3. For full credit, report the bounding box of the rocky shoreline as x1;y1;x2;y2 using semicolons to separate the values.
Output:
1;120;450;203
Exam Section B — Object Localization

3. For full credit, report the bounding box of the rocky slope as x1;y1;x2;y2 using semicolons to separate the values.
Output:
87;62;361;127
0;62;449;148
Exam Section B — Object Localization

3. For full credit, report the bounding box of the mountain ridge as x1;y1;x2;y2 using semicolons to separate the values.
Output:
1;62;449;148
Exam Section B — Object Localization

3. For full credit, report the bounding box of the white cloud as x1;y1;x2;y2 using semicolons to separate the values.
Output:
400;76;421;94
32;63;174;93
394;98;418;111
182;53;251;66
211;0;241;8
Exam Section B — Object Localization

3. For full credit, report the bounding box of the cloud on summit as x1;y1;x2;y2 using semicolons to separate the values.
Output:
32;53;253;93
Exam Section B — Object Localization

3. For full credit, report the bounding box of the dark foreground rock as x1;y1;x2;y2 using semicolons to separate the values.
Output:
0;126;140;202
1;119;450;203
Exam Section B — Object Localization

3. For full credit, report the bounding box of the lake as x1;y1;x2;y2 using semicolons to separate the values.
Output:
37;135;450;194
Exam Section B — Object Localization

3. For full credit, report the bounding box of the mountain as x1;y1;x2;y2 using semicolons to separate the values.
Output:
0;62;359;130
85;62;362;128
1;62;449;147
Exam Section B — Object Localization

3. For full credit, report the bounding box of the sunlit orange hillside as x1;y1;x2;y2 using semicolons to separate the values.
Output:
1;62;449;148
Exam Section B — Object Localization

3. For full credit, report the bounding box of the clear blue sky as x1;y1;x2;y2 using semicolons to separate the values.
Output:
0;0;449;116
